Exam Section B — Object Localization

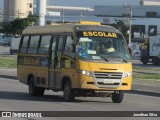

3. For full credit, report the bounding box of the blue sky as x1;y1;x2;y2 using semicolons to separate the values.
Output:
0;0;140;8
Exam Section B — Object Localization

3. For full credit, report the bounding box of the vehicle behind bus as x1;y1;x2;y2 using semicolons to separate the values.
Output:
17;21;132;103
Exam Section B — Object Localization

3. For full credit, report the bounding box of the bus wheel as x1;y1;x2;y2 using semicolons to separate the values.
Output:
111;91;124;103
28;77;45;96
63;82;75;102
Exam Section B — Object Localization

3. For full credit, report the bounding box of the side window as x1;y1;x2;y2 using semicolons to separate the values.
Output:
28;36;40;54
62;35;75;68
58;36;64;51
51;36;57;60
50;36;57;68
38;35;51;54
20;36;29;54
64;36;74;57
56;36;64;68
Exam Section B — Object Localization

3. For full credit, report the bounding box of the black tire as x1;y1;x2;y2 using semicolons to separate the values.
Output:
152;58;159;65
142;59;147;65
28;77;45;96
157;60;160;65
111;91;124;103
63;82;75;102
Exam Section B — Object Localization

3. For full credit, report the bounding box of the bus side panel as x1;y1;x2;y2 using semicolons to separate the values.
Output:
61;68;80;88
17;65;48;88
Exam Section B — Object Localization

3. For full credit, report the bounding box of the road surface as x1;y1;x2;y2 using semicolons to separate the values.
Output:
0;77;159;120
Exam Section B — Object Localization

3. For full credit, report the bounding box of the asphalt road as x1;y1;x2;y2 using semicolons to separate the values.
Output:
0;77;159;120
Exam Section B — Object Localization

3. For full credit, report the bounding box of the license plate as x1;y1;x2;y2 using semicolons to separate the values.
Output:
103;79;114;84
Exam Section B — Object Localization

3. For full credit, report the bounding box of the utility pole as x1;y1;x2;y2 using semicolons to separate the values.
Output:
18;9;20;18
123;4;132;43
62;8;64;23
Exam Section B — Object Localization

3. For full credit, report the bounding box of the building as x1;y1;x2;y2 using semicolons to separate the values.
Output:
94;5;160;42
94;2;160;59
3;0;34;22
140;0;160;6
45;6;94;24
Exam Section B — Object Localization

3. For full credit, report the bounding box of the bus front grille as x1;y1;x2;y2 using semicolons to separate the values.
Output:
93;72;123;88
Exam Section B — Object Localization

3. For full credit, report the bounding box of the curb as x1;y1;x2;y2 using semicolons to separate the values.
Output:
133;70;160;74
0;75;17;80
127;90;160;97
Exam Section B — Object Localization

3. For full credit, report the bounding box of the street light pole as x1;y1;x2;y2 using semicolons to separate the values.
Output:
128;6;132;44
123;4;132;43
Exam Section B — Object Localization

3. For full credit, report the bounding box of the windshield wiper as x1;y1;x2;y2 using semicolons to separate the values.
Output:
100;55;109;62
109;56;128;63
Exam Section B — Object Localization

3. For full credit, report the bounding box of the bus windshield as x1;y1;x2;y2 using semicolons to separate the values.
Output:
76;31;131;63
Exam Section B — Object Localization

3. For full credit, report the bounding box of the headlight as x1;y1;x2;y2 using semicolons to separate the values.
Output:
79;70;93;76
122;72;132;78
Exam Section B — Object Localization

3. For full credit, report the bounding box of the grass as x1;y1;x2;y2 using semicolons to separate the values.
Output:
132;65;160;81
0;56;17;68
133;71;160;81
133;66;160;71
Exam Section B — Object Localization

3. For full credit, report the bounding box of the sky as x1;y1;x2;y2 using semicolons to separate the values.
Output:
0;0;140;9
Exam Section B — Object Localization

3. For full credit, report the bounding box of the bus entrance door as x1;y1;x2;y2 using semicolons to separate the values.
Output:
49;36;64;90
48;37;57;89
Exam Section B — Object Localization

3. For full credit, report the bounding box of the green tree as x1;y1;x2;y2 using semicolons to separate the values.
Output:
2;14;38;37
111;19;129;38
27;13;39;26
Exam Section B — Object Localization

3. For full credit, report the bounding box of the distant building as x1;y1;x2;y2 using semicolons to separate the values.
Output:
45;6;95;24
3;0;34;22
140;0;160;6
94;5;160;42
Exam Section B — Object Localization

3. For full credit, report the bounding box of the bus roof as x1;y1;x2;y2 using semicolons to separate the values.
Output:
22;23;121;35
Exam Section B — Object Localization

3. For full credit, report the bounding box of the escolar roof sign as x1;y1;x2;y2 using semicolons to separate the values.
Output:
82;31;118;38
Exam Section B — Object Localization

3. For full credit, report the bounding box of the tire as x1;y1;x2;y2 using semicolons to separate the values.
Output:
142;59;147;65
111;91;124;103
28;77;45;96
157;60;160;65
63;82;75;102
152;58;157;65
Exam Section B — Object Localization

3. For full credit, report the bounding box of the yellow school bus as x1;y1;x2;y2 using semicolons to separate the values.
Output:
17;21;132;103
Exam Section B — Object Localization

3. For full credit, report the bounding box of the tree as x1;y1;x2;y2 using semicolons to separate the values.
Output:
27;13;39;26
111;19;129;39
2;14;38;37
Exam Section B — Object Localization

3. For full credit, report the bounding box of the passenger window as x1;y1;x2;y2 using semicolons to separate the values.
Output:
56;36;64;68
58;36;64;51
51;37;57;60
20;36;29;53
28;36;40;54
38;35;51;54
64;36;75;58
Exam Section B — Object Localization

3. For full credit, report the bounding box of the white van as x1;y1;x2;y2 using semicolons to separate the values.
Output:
10;38;20;54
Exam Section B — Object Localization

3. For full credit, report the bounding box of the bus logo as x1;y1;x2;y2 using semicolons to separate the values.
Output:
107;73;112;78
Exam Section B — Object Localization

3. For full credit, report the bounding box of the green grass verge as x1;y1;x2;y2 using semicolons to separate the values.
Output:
133;71;160;81
133;66;160;71
0;56;17;68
